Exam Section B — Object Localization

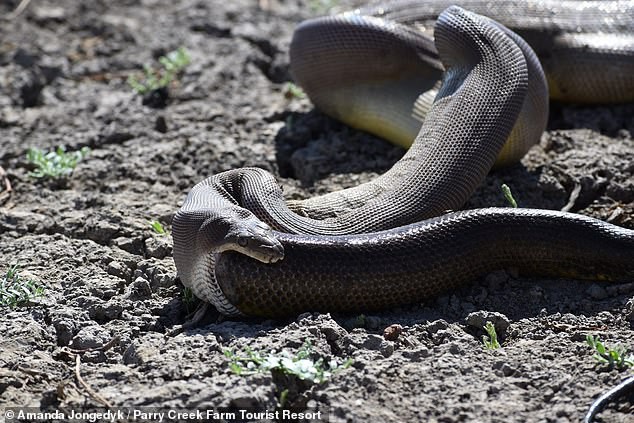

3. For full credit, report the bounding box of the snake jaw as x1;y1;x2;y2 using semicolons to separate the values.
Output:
224;219;285;264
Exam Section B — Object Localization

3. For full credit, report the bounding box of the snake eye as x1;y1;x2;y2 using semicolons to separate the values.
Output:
237;237;249;247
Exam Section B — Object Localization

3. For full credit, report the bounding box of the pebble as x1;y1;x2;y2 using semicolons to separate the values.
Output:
383;324;403;341
144;236;172;259
465;311;510;334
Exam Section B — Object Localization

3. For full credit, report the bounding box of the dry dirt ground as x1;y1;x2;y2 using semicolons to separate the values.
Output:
1;1;633;422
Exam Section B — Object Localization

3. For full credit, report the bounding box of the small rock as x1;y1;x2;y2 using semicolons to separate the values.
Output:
319;320;348;342
112;236;141;254
124;276;153;300
361;334;384;351
53;319;75;346
142;87;169;108
465;311;510;335
106;261;131;281
13;49;39;68
383;324;403;341
426;319;449;335
493;361;515;377
144;236;172;259
69;326;112;350
123;341;160;365
86;219;119;244
379;341;394;358
31;6;66;23
87;300;124;321
448;342;461;355
147;204;175;223
155;115;168;133
0;106;21;126
19;70;45;108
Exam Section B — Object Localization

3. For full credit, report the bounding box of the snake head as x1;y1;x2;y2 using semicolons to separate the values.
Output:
225;218;284;264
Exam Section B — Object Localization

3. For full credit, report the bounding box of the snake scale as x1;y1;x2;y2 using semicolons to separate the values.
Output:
172;4;634;319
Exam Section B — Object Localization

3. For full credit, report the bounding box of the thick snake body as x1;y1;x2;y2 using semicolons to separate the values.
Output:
172;6;634;318
214;208;634;317
289;0;634;163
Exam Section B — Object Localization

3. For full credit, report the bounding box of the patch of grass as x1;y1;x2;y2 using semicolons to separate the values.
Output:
309;0;339;13
586;334;634;370
283;82;305;100
26;146;90;179
149;220;169;235
0;264;44;307
224;340;352;384
501;183;518;208
483;321;501;350
127;47;191;95
278;388;289;408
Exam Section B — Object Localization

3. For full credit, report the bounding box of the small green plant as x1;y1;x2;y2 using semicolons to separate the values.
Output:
0;264;44;307
127;47;191;95
149;220;169;235
309;0;339;13
278;388;289;407
224;340;352;384
501;183;518;208
283;82;305;99
26;146;89;179
586;334;634;370
483;321;501;350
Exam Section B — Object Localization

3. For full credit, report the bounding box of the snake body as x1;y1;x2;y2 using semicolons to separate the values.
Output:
172;6;634;318
289;0;634;161
214;208;634;317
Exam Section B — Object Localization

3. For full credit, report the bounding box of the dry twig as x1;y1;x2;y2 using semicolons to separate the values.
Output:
5;0;33;20
74;355;113;409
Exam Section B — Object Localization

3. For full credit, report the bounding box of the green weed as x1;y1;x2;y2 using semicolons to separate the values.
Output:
26;146;89;179
127;47;191;95
586;334;634;370
483;321;501;350
309;0;339;13
0;264;44;307
149;220;169;235
283;82;305;99
501;183;518;208
224;340;352;384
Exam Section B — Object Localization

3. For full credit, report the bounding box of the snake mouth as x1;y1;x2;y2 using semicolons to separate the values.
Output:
225;226;285;264
260;243;285;264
